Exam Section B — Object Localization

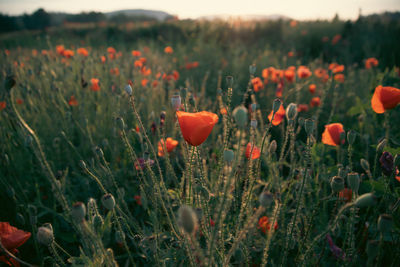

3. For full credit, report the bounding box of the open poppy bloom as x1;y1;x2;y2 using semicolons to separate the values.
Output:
371;85;400;114
309;84;316;94
297;66;311;79
131;50;141;57
258;216;278;234
365;58;378;69
251;77;263;92
91;78;100;91
310;97;321;107
164;46;173;54
158;137;179;157
77;48;88;57
245;142;261;159
68;95;78;106
268;104;285;126
176;111;218;146
322;123;345;146
284;68;295;83
0;222;31;266
334;74;345;83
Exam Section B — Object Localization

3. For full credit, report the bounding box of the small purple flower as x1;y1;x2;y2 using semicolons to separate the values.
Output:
380;151;394;176
135;158;154;170
326;234;346;260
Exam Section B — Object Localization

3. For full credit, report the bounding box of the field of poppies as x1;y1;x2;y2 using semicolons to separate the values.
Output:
1;17;400;266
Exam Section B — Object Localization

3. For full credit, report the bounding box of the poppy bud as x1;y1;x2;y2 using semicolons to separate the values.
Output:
79;160;87;169
250;119;258;129
366;240;379;261
347;130;357;145
354;193;377;208
272;99;282;114
233;106;248;128
226;76;234;88
377;214;393;233
37;223;54;246
223;149;234;163
269;140;277;154
124;84;132;95
93;214;103;231
71;202;86;222
259;190;274;207
376;139;386;154
286;103;298;120
347;172;360;193
171;94;181;110
116;117;125;130
330;176;344;193
304;119;314;136
95;147;104;158
101;193;116;210
249;64;256;75
360;159;370;171
178;205;198;234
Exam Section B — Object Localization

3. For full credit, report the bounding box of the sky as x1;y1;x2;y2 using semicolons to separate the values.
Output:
0;0;399;20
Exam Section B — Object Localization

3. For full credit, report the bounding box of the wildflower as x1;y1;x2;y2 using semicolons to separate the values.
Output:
131;50;141;57
141;78;149;87
164;46;173;54
0;222;31;266
338;188;352;202
141;66;151;76
395;168;400;182
245;142;261;160
310;97;321;107
284;68;295;83
134;195;142;205
68;95;78;106
251;77;263;92
0;101;6;110
158;138;179;157
309;84;316;94
135;158;155;170
176;111;218;146
172;70;180;81
101;56;106;63
77;47;89;57
56;45;65;55
322;123;345;146
334;74;345;83
268;103;285;126
380;151;394;176
326;234;346;260
258;216;278;234
110;67;119;76
288;51;294;57
365;58;379;69
297;104;309;112
220;107;227;115
63;49;74;58
91;78;100;91
134;60;143;68
371;85;400;113
332;64;344;73
297;66;311;79
107;47;116;54
331;34;341;45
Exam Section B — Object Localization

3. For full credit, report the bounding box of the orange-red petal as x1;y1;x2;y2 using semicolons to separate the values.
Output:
268;104;285;126
176;111;218;146
371;85;400;113
322;123;345;146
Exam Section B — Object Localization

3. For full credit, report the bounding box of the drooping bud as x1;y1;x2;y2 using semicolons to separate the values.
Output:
354;193;377;208
223;149;234;163
37;223;54;246
171;93;181;110
259;190;274;208
95;147;104;158
4;74;16;92
124;84;132;95
347;130;357;145
71;202;86;222
101;193;116;210
286;103;298;120
360;159;370;171
376;139;386;154
330;176;344;193
232;106;248;128
269;140;277;154
177;205;198;234
272;99;281;114
347;172;360;193
304;119;314;136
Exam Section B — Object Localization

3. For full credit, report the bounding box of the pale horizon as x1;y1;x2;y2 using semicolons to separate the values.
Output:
0;0;400;20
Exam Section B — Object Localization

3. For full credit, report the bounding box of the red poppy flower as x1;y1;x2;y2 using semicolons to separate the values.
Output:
245;142;261;159
56;45;65;55
164;46;173;54
134;60;143;68
322;123;345;146
396;168;400;182
176;111;218;146
101;56;106;63
338;188;352;202
258;216;278;234
0;222;31;267
141;78;149;87
107;47;116;54
284;69;295;83
309;84;316;94
158;137;179;157
371;85;400;114
63;49;74;58
134;195;142;205
131;50;141;57
141;66;151;76
365;58;378;69
310;97;321;107
172;70;180;81
252;77;263;92
331;34;341;45
297;66;311;79
0;101;6;110
77;47;88;57
297;104;309;112
68;95;78;106
91;78;100;91
334;74;345;83
332;65;344;73
268;104;285;126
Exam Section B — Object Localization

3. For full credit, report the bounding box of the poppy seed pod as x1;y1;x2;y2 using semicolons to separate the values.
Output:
376;139;386;154
71;202;86;222
37;223;54;246
232;106;248;128
286;103;298;120
360;159;370;171
355;193;377;208
347;130;357;145
304;119;314;136
178;205;198;234
377;214;393;233
272;99;282;114
347;172;360;193
171;94;181;111
226;76;234;88
269;140;277;154
249;64;256;75
101;193;116;210
259;190;274;208
330;176;344;193
124;84;132;95
223;149;234;163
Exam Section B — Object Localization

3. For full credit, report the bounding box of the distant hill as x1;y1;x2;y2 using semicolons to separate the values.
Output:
105;9;174;21
198;14;292;21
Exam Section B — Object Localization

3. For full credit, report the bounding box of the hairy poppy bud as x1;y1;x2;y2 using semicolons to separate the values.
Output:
250;119;258;129
37;223;54;246
377;214;393;233
304;119;314;136
71;202;86;222
124;84;132;95
223;149;234;163
259;190;274;207
347;172;360;193
376;139;386;154
101;193;116;210
286;103;298;120
226;76;234;88
272;99;281;114
249;64;256;75
360;159;370;171
93;215;103;231
233;106;248;128
331;176;344;193
178;205;197;234
189;95;196;107
355;193;377;208
269;140;277;154
95;147;104;158
347;130;357;145
171;94;181;110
